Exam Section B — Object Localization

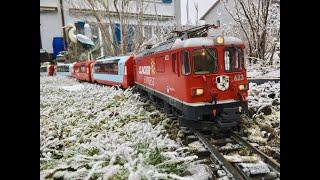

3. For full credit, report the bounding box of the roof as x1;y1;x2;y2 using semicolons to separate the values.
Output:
200;0;279;20
96;55;131;64
200;0;220;20
171;36;243;50
40;6;58;12
136;36;243;58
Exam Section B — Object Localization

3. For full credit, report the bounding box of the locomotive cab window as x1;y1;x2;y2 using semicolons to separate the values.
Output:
181;50;190;75
224;47;244;72
192;48;217;74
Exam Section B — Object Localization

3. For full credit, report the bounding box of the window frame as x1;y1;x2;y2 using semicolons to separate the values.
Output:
94;61;119;75
224;47;245;72
80;64;86;73
191;47;218;75
181;50;191;75
172;53;177;73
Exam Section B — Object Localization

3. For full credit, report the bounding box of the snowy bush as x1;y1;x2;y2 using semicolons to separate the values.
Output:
240;82;280;157
40;76;210;179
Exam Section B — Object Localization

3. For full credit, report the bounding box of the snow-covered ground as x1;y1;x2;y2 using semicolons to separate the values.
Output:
246;56;280;78
240;81;280;157
40;76;211;179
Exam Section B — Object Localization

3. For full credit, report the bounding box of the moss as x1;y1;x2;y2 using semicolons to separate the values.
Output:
114;156;126;166
145;147;166;166
85;147;100;156
159;163;187;175
109;168;129;180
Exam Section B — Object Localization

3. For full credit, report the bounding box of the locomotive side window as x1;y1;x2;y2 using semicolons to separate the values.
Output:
192;48;217;74
156;56;165;73
181;50;191;75
224;47;244;72
172;53;177;73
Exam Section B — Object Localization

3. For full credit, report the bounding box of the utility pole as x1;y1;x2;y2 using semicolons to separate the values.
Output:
186;0;189;25
59;0;67;49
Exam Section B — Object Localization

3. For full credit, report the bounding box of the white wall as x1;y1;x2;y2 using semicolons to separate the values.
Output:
40;0;63;53
203;0;235;36
40;0;176;53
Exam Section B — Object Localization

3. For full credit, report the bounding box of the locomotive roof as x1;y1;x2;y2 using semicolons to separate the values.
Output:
95;55;131;64
135;36;243;58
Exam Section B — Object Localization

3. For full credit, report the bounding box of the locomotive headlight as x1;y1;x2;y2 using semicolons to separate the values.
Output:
216;36;224;44
192;88;204;96
196;88;204;95
238;84;248;90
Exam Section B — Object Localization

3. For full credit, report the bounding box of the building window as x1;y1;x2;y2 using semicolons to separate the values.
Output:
181;50;191;75
144;26;152;40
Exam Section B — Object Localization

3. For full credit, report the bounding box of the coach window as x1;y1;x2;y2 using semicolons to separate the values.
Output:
80;65;86;73
172;53;177;73
94;62;118;75
40;67;47;72
156;56;165;73
192;48;217;74
224;47;244;72
181;50;191;75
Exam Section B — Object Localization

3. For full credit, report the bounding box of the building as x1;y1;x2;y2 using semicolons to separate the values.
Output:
200;0;280;36
40;0;180;59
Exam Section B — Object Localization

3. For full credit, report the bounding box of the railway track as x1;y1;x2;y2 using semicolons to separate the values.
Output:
139;91;280;179
248;78;280;85
183;128;280;179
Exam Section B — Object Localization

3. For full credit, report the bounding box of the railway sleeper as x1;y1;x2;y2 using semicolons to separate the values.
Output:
186;135;198;144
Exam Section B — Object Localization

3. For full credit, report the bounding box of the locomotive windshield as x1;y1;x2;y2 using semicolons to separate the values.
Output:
224;47;244;72
192;48;217;74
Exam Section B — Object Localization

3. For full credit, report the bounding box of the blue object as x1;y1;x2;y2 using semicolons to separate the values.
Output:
114;23;121;45
52;37;64;59
126;25;135;52
93;56;130;83
75;21;85;30
162;0;172;3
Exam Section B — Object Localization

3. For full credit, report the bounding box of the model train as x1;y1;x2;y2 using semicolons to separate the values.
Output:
40;25;249;132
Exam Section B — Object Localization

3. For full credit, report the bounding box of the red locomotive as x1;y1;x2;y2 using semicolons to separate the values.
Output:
43;24;249;131
134;25;248;131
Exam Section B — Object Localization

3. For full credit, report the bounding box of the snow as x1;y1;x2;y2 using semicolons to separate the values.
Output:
239;161;270;175
224;154;258;163
246;61;280;78
171;36;243;50
240;81;280;157
61;84;84;91
40;76;211;179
